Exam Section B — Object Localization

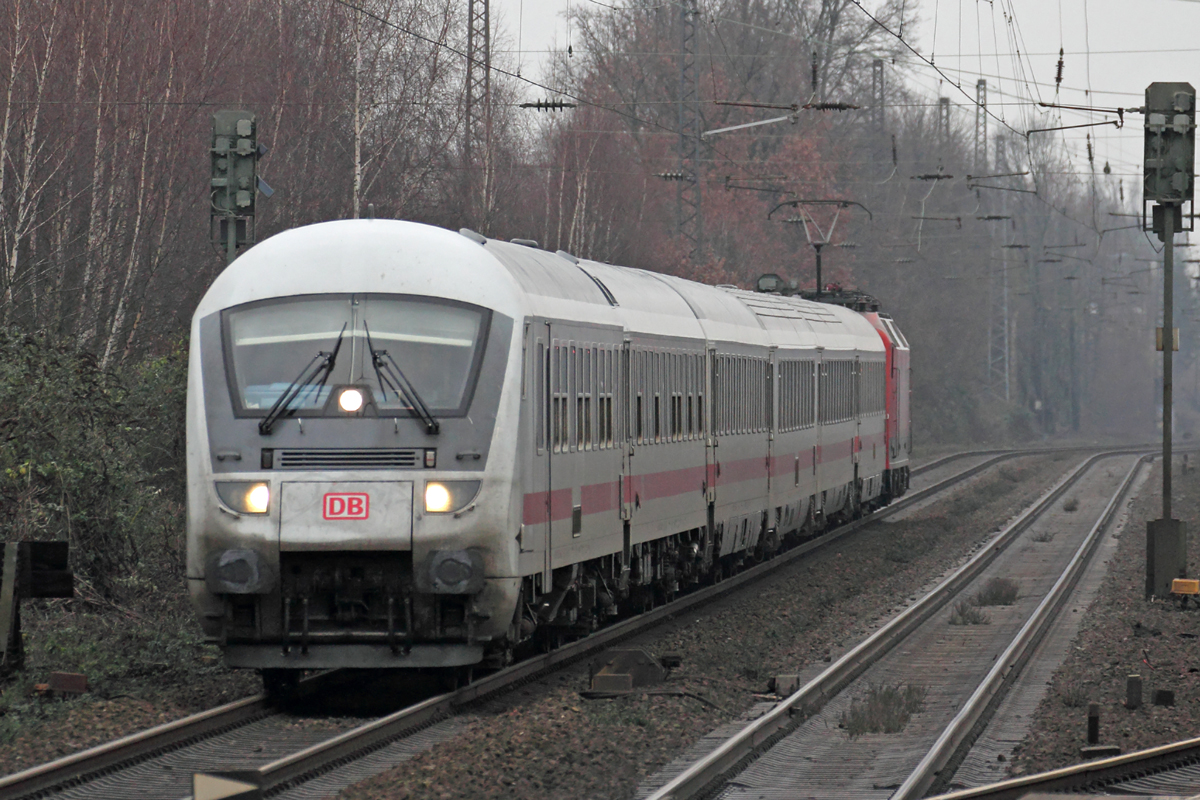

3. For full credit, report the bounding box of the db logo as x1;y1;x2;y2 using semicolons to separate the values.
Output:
323;493;370;520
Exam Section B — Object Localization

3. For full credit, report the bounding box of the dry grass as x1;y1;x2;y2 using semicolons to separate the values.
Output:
974;577;1020;606
840;683;928;738
949;599;991;625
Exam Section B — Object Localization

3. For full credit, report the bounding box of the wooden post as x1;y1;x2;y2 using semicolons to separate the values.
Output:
0;543;23;673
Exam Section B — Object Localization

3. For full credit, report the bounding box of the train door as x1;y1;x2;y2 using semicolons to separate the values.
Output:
705;345;718;507
524;322;551;584
548;323;623;569
621;340;634;524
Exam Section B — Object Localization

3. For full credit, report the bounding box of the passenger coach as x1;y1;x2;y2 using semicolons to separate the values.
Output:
186;220;911;691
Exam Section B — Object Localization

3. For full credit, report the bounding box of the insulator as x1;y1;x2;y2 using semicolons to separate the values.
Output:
1055;48;1064;86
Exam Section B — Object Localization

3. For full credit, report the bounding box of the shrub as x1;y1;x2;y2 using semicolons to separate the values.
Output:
974;577;1019;606
840;683;927;738
0;330;187;603
949;599;990;625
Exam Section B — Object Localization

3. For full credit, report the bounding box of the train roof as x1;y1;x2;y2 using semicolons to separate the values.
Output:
194;220;882;354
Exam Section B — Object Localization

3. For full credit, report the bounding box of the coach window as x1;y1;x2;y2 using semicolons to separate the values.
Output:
738;357;743;432
691;357;700;438
739;358;747;434
654;393;662;443
551;345;562;451
818;361;827;425
585;348;594;449
712;357;720;435
575;351;584;451
598;349;608;449
609;349;617;447
635;350;644;444
587;347;595;449
567;345;575;450
715;356;724;435
750;359;757;432
746;358;753;433
607;348;613;447
729;357;735;434
597;349;605;449
733;358;741;434
723;356;730;435
741;358;748;433
657;355;667;448
728;356;734;435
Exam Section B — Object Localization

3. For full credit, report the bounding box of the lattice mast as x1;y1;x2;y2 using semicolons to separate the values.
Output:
988;138;1011;401
677;0;701;258
465;0;493;226
974;79;988;174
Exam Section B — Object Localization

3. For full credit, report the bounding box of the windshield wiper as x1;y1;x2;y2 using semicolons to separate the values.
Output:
258;323;348;435
364;322;440;435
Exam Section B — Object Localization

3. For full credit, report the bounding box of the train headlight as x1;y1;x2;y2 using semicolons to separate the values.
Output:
338;387;364;413
216;481;271;515
424;481;480;514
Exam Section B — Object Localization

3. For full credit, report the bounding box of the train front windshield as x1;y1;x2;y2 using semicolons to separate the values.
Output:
222;294;491;417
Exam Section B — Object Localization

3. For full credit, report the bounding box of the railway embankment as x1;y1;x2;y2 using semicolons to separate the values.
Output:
335;454;1075;800
0;335;259;774
1010;457;1200;776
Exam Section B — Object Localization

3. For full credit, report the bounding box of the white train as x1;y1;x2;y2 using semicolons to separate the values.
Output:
186;220;911;691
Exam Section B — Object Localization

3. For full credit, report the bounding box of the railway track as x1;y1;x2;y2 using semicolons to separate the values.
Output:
639;449;1150;800
928;733;1200;799
0;448;1064;800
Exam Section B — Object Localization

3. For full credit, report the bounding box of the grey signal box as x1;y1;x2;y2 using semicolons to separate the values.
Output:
211;111;259;216
1144;83;1195;208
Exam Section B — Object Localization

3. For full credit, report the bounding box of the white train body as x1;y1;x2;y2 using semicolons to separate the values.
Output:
186;220;911;673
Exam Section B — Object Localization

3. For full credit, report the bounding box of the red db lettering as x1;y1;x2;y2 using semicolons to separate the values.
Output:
323;493;370;520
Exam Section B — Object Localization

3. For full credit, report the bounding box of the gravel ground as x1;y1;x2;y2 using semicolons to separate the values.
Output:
1010;457;1200;776
337;454;1076;800
0;603;261;775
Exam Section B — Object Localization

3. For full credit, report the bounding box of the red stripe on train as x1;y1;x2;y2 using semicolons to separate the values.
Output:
521;436;880;525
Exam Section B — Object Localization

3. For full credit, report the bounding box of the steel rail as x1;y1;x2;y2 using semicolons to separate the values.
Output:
893;453;1151;799
927;734;1200;800
909;442;1159;479
0;695;270;800
910;449;1018;476
643;450;1126;800
0;668;365;800
0;448;1035;800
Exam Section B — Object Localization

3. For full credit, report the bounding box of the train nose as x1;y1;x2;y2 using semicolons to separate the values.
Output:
278;481;414;550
